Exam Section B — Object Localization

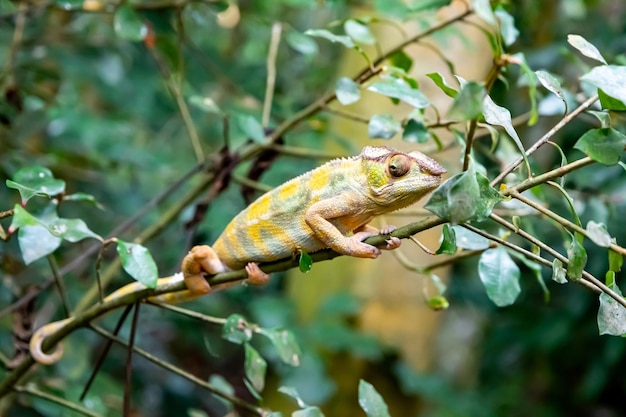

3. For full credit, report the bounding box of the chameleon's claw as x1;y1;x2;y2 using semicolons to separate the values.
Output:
245;263;270;285
385;236;402;250
379;225;397;235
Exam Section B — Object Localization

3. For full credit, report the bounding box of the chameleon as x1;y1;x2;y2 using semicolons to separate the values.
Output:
29;145;445;364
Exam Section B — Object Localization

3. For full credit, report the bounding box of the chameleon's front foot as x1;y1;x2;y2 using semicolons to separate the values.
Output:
181;245;226;295
245;263;270;285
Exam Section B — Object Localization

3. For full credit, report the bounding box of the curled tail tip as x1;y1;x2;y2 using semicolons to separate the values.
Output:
29;319;70;365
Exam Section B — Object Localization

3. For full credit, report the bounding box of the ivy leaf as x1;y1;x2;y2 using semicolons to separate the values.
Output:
424;166;503;224
113;4;147;42
299;250;313;273
257;328;301;366
566;236;587;280
335;77;361;105
402;119;430;143
574;128;626;166
552;258;567;284
586;221;611;247
344;19;376;45
367;79;430;109
581;65;626;106
451;226;490;250
286;30;319;56
304;29;355;48
435;224;457;254
47;218;102;242
567;34;607;65
597;279;626;336
7;166;66;204
478;247;521;307
10;205;61;265
358;380;391;417
116;240;158;288
609;249;623;273
244;343;267;393
446;81;485;121
63;192;105;210
368;114;401;139
222;314;253;344
426;72;458;98
389;50;413;73
535;70;565;101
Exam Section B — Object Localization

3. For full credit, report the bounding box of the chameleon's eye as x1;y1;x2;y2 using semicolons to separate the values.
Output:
388;154;411;177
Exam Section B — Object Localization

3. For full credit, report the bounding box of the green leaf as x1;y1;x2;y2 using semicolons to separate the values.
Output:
609;249;622;273
116;240;158;288
304;29;355;48
581;65;626;106
574;128;626;166
258;328;301;366
335;77;361;105
279;386;309;408
427;296;449;311
424;166;503;224
426;72;458;98
368;114;401;139
511;52;539;125
47;218;102;242
286;30;319;56
402;119;430;143
293;408;325;417
566;236;587;280
358;380;391;417
567;34;607;64
236;114;265;143
189;95;222;114
9;204;41;229
472;0;496;25
451;226;490;250
389;51;413;73
7;166;66;204
244;343;267;393
299;250;313;273
551;258;567;284
344;19;376;45
54;0;83;10
222;314;253;344
535;70;565;101
478;247;521;307
435;224;457;254
113;4;147;42
19;223;62;265
598;89;626;111
408;0;451;12
208;374;235;411
597;280;626;336
446;81;485;121
63;192;105;210
367;79;430;109
495;8;519;46
586;221;611;247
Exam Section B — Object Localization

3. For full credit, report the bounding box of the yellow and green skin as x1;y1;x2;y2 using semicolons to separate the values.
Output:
29;146;445;364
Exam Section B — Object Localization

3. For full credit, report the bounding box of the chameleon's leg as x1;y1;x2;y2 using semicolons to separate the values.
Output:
30;317;73;364
355;224;401;250
245;263;270;285
305;197;381;258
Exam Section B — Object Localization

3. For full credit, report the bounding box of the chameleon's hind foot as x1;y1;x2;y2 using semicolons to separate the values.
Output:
245;263;270;286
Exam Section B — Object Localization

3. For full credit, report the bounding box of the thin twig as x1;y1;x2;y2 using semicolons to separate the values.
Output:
262;22;282;127
13;385;103;417
123;304;140;417
47;255;71;317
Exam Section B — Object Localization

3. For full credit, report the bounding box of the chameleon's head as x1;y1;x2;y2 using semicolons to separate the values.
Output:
360;146;446;211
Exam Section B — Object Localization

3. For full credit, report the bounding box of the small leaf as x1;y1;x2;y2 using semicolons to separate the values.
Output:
344;19;376;45
424;166;503;224
426;72;458;98
389;51;413;73
279;386;309;408
244;343;267;393
451;226;490;250
478;247;521;307
222;314;253;344
566;236;587;281
113;4;147;42
446;81;486;121
208;374;235;411
47;218;102;242
299;250;313;273
552;258;567;284
19;224;62;265
535;70;565;101
63;192;105;210
598;89;626;111
495;8;519;46
7;166;66;204
427;296;449;311
9;204;41;229
258;328;301;366
567;34;607;65
116;240;158;288
368;114;401;139
511;52;539;125
402;119;430;144
586;221;611;247
609;249;622;273
236;114;265;143
472;0;496;25
581;65;626;106
189;95;222;114
367;79;430;109
358;380;391;417
574;128;626;166
435;224;457;255
335;77;361;105
597;280;626;336
304;29;355;48
286;30;319;56
293;407;325;417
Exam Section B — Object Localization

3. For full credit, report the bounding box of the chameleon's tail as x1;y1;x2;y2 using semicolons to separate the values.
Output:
30;318;72;364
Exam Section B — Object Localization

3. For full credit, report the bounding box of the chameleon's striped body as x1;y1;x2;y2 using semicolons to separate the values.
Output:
30;146;445;365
